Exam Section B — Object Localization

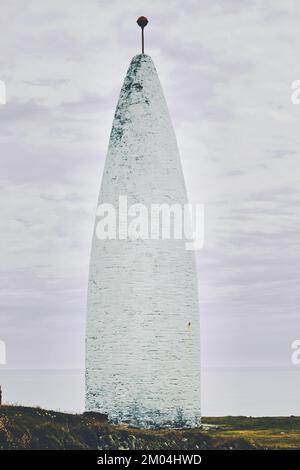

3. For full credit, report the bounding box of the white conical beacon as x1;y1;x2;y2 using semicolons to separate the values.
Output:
86;23;201;428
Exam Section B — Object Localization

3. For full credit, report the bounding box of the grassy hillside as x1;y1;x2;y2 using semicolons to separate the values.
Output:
0;406;299;450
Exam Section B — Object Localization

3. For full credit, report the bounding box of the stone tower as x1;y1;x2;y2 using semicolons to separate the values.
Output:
86;53;201;428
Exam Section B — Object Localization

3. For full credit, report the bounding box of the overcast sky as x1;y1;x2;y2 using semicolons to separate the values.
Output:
0;0;300;374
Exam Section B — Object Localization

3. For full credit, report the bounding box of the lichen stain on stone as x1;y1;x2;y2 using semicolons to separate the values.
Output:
110;55;152;148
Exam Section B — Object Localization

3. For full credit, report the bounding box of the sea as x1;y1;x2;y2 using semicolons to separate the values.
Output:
0;367;299;416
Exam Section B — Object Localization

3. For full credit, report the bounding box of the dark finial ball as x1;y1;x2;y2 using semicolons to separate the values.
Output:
137;16;148;28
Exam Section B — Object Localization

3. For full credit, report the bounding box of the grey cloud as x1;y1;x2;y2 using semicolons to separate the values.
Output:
0;99;51;121
0;0;299;378
24;79;71;87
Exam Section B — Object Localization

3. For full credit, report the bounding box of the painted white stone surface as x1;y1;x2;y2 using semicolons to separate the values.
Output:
86;54;201;428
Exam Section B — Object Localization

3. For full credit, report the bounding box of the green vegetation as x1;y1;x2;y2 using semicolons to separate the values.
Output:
0;406;299;449
203;416;300;450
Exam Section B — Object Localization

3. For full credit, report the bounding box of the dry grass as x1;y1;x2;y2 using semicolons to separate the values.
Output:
0;406;299;449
